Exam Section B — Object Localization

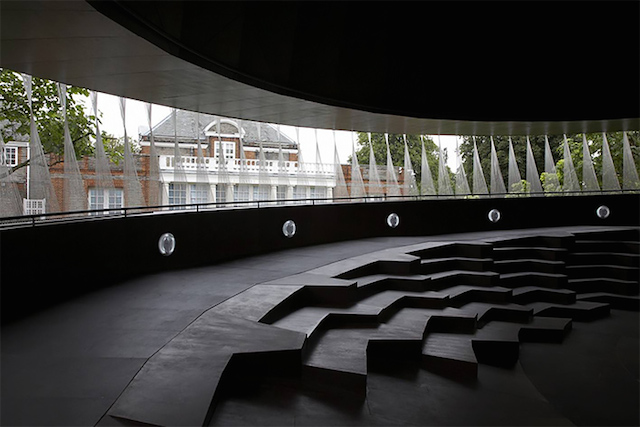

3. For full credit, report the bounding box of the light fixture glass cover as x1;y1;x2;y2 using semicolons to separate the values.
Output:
596;205;610;219
282;219;296;238
488;209;501;223
386;213;400;228
158;232;176;256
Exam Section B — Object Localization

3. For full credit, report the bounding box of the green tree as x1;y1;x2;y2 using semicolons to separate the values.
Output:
0;69;122;171
353;132;446;190
460;132;640;190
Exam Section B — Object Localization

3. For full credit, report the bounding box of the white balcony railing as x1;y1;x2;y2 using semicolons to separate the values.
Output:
159;155;335;177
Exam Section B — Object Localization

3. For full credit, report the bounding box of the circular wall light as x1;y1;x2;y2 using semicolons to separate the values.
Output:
282;219;296;238
386;213;400;228
488;209;501;223
596;205;610;219
158;232;176;256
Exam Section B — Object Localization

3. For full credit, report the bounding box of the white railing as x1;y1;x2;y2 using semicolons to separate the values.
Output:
160;155;335;177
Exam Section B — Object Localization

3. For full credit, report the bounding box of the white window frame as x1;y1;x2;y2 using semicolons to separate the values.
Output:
214;141;236;159
234;184;250;203
310;186;327;200
23;198;46;215
2;146;18;167
293;186;307;203
253;185;269;201
168;183;187;208
88;188;123;213
190;183;209;205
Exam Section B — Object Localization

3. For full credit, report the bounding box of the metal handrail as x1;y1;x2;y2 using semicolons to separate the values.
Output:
0;189;637;230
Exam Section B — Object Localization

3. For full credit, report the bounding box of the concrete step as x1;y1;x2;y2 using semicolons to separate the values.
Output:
567;277;639;295
420;257;493;274
500;272;568;289
492;246;568;261
511;286;576;304
528;301;610;321
493;259;565;275
577;293;640;310
573;240;640;254
567;252;640;268
491;235;574;249
566;264;639;281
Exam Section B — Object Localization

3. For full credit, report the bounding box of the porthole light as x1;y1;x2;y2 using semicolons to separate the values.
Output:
158;233;176;256
386;213;400;228
488;209;501;223
596;205;610;219
282;220;296;238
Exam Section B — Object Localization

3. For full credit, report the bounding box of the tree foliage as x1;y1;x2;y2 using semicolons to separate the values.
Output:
353;132;448;190
0;68;123;169
460;132;640;190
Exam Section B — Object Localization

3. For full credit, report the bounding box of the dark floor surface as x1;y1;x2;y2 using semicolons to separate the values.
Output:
1;236;435;426
209;309;639;426
2;228;638;426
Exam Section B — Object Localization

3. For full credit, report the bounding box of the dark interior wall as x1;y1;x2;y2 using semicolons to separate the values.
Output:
1;194;638;322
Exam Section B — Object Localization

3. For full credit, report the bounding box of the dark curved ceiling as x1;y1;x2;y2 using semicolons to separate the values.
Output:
1;1;639;135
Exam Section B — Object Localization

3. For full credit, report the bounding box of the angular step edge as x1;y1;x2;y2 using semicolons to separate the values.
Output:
577;293;640;311
492;246;568;262
567;252;640;268
566;264;639;281
422;332;478;380
409;242;493;260
511;286;576;305
493;259;566;275
420;257;494;274
518;317;572;343
500;272;568;289
428;270;500;290
491;235;574;249
572;240;640;254
531;301;611;321
471;339;520;368
567;277;639;296
301;364;367;398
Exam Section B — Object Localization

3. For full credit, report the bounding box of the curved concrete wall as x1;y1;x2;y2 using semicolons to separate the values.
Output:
2;194;638;322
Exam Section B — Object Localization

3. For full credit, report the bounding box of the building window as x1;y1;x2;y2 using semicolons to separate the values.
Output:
277;186;287;204
310;186;326;199
23;198;46;215
293;186;306;202
89;188;123;212
253;185;269;201
216;184;227;205
1;146;18;167
190;184;209;205
168;183;187;207
234;184;250;203
214;141;235;159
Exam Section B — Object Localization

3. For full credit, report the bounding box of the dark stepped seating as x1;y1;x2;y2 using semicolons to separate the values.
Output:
567;277;639;295
493;246;568;262
567;252;640;268
566;265;639;281
565;229;640;297
511;286;576;305
493;259;565;275
577;293;640;311
409;242;493;259
491;235;575;249
107;227;636;426
500;272;568;289
528;301;611;321
420;257;493;274
573;240;640;254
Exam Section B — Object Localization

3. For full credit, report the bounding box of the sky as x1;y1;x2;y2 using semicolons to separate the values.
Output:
92;92;463;169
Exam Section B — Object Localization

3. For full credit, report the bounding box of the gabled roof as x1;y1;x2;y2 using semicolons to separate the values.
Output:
142;110;296;147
